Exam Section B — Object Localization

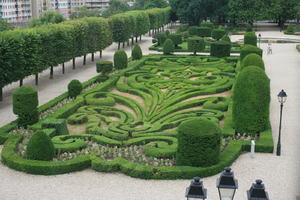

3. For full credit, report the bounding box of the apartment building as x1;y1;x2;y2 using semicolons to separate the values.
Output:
85;0;109;11
0;0;31;24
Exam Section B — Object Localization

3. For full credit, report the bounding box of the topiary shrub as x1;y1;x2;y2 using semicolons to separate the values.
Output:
96;60;113;75
26;131;55;161
197;27;212;37
211;29;226;40
176;117;221;167
232;66;270;135
114;50;128;70
240;45;263;60
200;21;214;28
221;35;231;43
68;80;83;98
244;32;257;46
187;36;205;55
188;26;198;36
241;53;265;71
168;33;182;47
163;39;175;55
12;86;39;127
132;44;143;60
155;33;167;45
210;41;231;57
165;30;170;36
285;24;295;34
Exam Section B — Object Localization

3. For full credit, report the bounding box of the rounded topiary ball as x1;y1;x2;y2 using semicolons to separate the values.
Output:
163;39;175;55
244;32;257;46
240;45;262;60
13;85;39;126
26;131;55;161
114;50;128;69
241;53;265;71
132;44;143;60
176;117;221;167
68;79;83;98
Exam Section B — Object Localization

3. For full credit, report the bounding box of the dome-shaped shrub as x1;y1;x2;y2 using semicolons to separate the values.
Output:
244;32;257;46
163;39;175;55
240;45;262;60
241;53;265;71
114;50;128;69
26;131;55;161
232;66;270;134
176;117;221;167
68;79;83;98
132;44;143;60
13;85;39;126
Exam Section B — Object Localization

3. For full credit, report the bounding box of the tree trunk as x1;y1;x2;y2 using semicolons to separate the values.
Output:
136;36;138;43
73;58;75;69
91;53;94;61
19;79;23;86
149;30;151;36
194;51;196;56
62;63;65;74
0;87;2;101
127;40;130;46
100;50;102;58
50;66;54;79
131;37;134;45
140;35;142;41
118;42;120;50
35;74;38;85
122;42;125;48
83;55;86;65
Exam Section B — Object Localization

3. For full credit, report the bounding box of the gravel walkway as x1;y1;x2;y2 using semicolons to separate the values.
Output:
0;24;299;200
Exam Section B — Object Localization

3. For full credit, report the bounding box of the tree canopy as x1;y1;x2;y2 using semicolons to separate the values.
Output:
28;11;65;27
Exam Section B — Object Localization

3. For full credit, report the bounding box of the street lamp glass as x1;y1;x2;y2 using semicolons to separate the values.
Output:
217;167;238;200
219;188;235;200
277;89;287;104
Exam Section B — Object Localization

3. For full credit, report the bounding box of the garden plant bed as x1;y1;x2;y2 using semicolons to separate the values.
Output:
1;54;273;179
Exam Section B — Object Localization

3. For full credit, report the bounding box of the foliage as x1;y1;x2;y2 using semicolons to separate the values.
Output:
241;53;264;71
155;33;167;45
187;37;205;55
114;50;128;69
176;118;221;167
132;44;143;60
200;21;214;27
244;32;257;46
102;0;130;17
240;45;262;60
221;35;231;43
211;28;226;40
96;60;113;74
29;11;64;27
285;24;295;34
134;0;169;9
27;131;55;161
210;41;231;57
163;39;175;54
13;86;39;126
70;6;100;19
232;66;270;134
168;33;182;47
0;19;13;32
68;80;83;98
188;26;211;37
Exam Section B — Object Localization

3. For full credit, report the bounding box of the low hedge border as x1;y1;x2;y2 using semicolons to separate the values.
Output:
149;44;241;53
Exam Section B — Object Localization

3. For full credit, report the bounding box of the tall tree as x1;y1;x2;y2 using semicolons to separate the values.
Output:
70;6;100;19
28;11;64;27
102;0;130;17
134;0;168;9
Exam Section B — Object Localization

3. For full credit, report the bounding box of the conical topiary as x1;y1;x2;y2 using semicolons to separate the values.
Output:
163;39;175;55
26;131;55;161
132;44;143;60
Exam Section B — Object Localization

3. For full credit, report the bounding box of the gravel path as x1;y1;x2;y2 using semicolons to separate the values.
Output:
0;24;299;200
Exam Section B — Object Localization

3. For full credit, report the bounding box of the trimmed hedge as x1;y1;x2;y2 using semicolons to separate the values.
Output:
211;29;226;40
241;53;265;71
132;44;143;60
114;50;128;69
187;37;205;55
155;33;167;45
221;35;231;43
210;41;231;57
168;33;182;47
176;118;221;167
26;131;55;161
244;32;257;46
13;86;39;126
163;39;174;55
240;45;262;60
96;60;113;75
188;26;212;37
68;79;83;98
233;66;270;134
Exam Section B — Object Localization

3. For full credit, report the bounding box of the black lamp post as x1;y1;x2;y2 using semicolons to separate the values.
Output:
216;167;238;200
258;34;261;47
247;179;269;200
185;177;207;200
276;89;287;156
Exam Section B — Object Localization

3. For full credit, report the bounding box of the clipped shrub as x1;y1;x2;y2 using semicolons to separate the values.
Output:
176;117;221;167
12;86;39;126
211;29;226;40
68;79;83;98
200;21;214;28
246;24;253;32
114;50;128;69
210;41;231;57
244;32;257;46
188;26;198;36
168;33;182;47
132;44;143;60
233;66;270;135
285;24;295;34
241;53;265;71
197;27;212;37
221;35;231;43
26;131;55;161
163;39;174;55
42;118;69;135
187;36;205;55
165;30;170;36
155;33;167;45
240;45;263;60
96;60;113;75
